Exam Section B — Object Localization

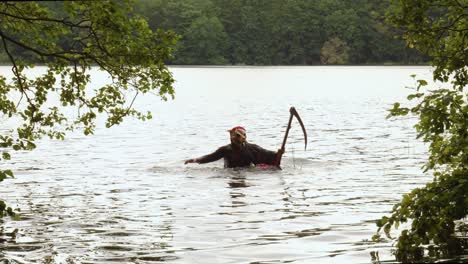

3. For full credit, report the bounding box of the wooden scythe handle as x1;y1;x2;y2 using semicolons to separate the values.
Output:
275;107;308;168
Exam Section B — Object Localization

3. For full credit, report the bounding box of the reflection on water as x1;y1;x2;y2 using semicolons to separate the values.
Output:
1;66;459;263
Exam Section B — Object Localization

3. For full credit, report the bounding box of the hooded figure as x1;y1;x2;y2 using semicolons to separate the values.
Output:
184;126;283;168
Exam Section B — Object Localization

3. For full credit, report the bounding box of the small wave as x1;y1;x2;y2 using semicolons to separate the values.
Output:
101;231;140;237
138;255;180;262
0;244;43;252
52;193;86;198
96;244;135;252
18;167;42;171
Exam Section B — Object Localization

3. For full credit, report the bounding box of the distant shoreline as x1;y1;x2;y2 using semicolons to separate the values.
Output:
0;63;431;67
168;64;431;68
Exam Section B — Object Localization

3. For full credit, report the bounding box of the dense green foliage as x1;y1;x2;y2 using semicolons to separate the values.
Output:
375;0;467;261
1;0;427;65
0;1;177;218
135;0;428;65
1;1;465;261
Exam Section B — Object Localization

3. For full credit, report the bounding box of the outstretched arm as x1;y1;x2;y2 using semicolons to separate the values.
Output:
184;158;198;164
184;146;226;165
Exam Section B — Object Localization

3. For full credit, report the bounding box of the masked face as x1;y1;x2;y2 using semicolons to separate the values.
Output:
230;129;246;146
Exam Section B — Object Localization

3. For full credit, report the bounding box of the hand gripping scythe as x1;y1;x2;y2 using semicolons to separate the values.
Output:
275;107;307;168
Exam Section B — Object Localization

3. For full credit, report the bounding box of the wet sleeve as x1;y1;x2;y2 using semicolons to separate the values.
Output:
250;144;278;165
196;146;226;164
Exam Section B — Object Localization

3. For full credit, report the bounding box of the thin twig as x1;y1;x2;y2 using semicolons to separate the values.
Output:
16;93;23;109
0;32;34;109
1;32;37;133
0;29;71;61
107;90;139;128
0;10;91;29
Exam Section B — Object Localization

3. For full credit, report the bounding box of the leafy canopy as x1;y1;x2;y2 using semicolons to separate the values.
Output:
375;0;467;261
135;0;425;65
0;1;178;217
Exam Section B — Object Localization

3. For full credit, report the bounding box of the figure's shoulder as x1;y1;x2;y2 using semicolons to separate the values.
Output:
245;142;261;149
218;144;232;151
246;143;273;153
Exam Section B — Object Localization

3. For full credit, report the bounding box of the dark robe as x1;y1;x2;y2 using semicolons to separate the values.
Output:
196;143;278;168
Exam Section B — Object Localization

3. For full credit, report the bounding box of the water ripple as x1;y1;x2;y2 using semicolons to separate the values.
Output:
0;66;442;263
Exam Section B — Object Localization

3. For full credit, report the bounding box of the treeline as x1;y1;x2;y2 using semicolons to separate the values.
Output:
135;0;427;65
0;0;427;65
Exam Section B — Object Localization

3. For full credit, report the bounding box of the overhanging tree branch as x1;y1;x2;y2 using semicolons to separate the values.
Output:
0;32;35;112
0;10;91;29
0;29;73;62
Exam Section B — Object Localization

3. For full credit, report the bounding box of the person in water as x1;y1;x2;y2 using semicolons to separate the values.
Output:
184;126;284;168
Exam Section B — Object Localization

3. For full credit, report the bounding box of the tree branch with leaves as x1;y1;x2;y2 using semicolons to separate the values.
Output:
0;1;178;218
374;0;467;261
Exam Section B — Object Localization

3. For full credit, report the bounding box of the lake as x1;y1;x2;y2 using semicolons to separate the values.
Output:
0;66;437;263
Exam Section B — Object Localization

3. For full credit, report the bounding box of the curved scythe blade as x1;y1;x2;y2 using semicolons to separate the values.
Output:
290;107;307;150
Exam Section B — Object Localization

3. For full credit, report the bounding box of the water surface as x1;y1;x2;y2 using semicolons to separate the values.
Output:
0;66;437;263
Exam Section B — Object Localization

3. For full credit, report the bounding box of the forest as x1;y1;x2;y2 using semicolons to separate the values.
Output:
0;0;466;262
0;0;427;65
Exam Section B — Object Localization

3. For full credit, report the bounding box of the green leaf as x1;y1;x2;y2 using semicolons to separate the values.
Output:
2;152;11;160
407;93;424;100
4;170;13;178
384;224;392;239
372;233;381;242
417;80;428;86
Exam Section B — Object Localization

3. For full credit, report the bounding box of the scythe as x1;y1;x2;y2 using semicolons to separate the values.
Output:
275;107;307;168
